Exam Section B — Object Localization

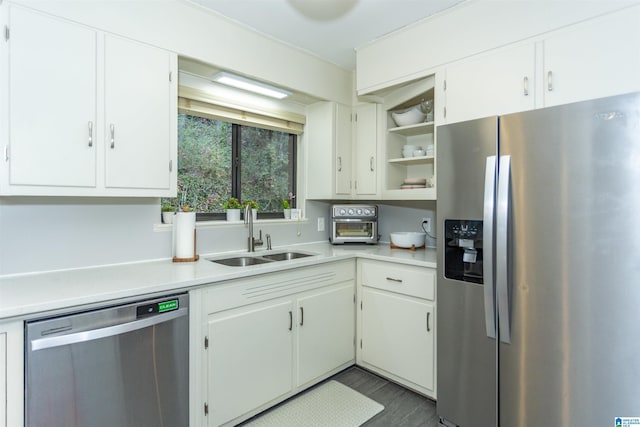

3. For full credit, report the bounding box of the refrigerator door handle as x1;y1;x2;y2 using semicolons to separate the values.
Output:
483;155;497;339
497;155;512;343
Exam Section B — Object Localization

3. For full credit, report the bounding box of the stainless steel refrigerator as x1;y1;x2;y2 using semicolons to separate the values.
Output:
436;92;640;427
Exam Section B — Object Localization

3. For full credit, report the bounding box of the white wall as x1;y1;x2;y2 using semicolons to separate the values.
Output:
377;201;437;248
0;199;330;275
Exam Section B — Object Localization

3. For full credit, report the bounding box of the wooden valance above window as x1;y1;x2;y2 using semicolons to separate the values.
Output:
178;86;305;135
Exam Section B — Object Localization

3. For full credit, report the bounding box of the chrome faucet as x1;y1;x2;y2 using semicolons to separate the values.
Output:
244;205;263;252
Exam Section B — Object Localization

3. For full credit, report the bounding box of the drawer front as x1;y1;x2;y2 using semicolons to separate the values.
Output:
205;260;355;314
360;259;435;300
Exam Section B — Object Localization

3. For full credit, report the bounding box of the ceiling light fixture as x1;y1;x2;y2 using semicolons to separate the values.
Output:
211;72;291;99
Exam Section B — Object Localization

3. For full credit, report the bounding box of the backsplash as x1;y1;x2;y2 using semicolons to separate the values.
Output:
0;198;435;276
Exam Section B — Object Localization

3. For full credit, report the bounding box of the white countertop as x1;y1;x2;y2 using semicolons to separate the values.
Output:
0;242;436;320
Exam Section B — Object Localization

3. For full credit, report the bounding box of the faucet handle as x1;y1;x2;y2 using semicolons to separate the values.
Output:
254;229;264;247
266;233;272;250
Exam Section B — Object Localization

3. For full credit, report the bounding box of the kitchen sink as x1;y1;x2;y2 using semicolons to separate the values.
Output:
261;252;313;261
208;251;315;267
210;256;274;267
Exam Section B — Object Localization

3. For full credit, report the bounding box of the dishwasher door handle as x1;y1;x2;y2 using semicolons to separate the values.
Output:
30;308;188;351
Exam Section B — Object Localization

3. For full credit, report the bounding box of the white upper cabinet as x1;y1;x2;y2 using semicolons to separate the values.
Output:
442;44;536;125
0;4;177;196
542;6;640;107
306;101;379;200
352;103;378;196
103;34;175;191
5;5;97;189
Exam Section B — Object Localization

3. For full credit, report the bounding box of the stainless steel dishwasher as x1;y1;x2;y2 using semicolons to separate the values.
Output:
25;293;189;427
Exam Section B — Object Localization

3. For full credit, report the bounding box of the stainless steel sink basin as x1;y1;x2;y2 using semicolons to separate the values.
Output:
208;251;316;267
210;256;274;267
261;252;313;261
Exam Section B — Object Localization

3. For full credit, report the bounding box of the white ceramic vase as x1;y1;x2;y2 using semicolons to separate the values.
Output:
226;209;241;221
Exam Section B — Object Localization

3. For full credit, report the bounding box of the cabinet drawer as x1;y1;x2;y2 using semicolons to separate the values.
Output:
360;259;434;300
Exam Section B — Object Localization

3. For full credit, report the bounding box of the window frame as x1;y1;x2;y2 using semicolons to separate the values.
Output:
176;119;297;222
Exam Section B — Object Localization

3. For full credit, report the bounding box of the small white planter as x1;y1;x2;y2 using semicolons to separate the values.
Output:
226;209;241;221
283;208;291;219
162;211;174;224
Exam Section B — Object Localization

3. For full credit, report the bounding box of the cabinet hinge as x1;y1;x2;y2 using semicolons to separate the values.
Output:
443;79;447;91
204;336;209;350
3;145;9;162
360;339;363;349
354;113;358;122
169;71;173;82
204;402;209;416
4;25;9;41
360;300;363;310
353;294;356;304
169;159;173;172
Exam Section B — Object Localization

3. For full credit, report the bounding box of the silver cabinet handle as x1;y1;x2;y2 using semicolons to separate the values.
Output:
426;312;431;332
110;124;115;149
385;277;402;283
547;70;553;92
288;310;293;331
30;308;187;351
523;76;529;96
299;306;304;326
369;156;374;171
496;155;512;344
88;121;93;147
337;156;342;172
444;106;447;119
483;156;497;339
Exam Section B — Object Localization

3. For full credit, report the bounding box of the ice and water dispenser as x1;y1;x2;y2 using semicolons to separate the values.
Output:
444;220;484;284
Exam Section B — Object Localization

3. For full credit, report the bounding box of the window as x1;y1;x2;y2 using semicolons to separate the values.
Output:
163;112;297;220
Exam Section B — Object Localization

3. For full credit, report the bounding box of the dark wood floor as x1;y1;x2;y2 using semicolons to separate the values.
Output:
332;366;439;427
238;365;439;427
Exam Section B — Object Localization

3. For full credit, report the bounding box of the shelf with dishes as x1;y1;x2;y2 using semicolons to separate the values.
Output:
388;155;434;165
388;121;434;137
381;76;437;200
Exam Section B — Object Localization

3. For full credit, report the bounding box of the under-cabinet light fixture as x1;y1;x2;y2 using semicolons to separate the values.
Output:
211;72;291;99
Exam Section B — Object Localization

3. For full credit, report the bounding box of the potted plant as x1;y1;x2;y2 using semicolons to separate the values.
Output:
223;197;242;221
161;199;176;224
242;200;259;222
282;198;291;219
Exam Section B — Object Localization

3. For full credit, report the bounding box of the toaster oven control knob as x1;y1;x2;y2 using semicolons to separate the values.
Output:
364;208;371;216
339;208;346;216
348;208;355;216
356;208;363;215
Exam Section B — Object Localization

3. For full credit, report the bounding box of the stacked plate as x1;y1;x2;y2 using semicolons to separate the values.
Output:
400;178;427;190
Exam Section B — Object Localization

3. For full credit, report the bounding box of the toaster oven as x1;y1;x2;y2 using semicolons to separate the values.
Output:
330;204;378;244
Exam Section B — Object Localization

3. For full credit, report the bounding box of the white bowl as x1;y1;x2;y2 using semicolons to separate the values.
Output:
390;232;426;248
413;149;426;157
391;106;426;127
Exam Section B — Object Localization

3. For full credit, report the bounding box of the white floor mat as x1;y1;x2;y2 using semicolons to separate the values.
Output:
244;380;384;427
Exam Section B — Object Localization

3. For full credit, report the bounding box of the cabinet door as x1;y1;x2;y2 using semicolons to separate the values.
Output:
305;102;335;199
0;332;5;427
444;43;535;124
334;103;352;196
104;35;174;190
543;6;640;107
297;283;355;385
207;300;293;426
353;104;377;196
361;287;435;391
8;5;97;187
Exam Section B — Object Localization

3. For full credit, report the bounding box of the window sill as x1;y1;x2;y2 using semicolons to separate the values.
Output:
153;217;309;232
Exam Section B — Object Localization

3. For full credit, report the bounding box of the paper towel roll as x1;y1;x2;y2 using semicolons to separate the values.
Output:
174;212;196;259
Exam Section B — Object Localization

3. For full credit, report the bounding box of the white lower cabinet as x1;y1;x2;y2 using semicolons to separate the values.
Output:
208;300;294;426
357;259;437;398
0;321;23;427
201;260;356;427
